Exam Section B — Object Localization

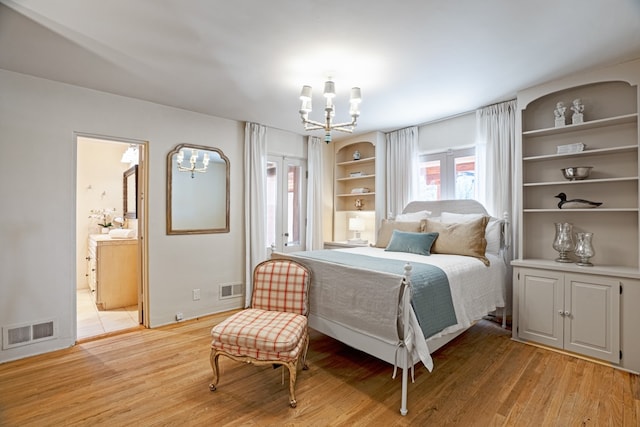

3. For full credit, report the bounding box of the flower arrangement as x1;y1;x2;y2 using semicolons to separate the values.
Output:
89;208;117;228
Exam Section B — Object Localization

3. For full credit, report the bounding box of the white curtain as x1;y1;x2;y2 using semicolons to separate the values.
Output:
385;126;418;218
305;136;324;250
244;122;268;307
476;100;517;318
476;100;517;224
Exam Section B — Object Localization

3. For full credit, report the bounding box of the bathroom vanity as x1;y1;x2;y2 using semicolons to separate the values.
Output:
87;234;138;310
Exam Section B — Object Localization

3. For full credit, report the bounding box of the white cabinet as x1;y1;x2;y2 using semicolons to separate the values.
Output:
516;267;620;363
87;234;138;310
512;59;640;373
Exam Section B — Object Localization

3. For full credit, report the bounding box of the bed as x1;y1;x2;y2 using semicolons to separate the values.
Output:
272;200;509;415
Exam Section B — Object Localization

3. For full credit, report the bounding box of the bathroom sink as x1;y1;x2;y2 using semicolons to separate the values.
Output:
108;228;136;239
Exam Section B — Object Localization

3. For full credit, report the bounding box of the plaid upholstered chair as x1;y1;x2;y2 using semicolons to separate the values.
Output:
209;259;311;408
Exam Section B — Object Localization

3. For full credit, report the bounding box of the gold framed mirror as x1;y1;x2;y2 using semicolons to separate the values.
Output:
123;165;138;219
166;144;230;234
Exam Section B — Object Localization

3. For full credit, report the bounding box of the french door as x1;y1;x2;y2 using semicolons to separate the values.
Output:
266;156;306;254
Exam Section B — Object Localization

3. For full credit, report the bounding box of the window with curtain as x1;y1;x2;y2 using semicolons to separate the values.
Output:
417;147;476;200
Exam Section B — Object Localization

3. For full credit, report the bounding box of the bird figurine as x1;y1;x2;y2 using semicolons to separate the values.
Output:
555;192;602;209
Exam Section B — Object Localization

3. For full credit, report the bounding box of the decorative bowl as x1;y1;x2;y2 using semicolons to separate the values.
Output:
561;166;592;181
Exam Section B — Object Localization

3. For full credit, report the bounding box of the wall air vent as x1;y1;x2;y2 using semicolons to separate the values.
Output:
2;319;57;349
219;282;244;300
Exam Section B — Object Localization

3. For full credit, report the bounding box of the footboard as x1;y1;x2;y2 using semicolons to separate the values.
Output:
272;252;426;415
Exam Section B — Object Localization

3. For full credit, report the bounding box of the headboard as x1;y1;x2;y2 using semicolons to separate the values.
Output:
402;199;510;250
402;199;489;217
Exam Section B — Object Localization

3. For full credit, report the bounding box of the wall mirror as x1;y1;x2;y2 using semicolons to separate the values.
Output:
123;165;138;219
166;144;230;234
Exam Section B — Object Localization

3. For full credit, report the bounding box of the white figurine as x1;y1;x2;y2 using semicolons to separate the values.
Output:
554;101;566;127
571;98;584;124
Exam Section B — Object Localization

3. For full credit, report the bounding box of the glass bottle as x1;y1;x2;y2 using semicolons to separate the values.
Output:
574;232;595;266
552;222;574;263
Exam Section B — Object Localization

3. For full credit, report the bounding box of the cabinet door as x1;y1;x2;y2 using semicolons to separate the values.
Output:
517;268;564;349
564;274;620;363
96;244;138;310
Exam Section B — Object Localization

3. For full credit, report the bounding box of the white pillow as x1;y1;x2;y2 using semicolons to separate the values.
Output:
394;210;431;222
440;212;502;254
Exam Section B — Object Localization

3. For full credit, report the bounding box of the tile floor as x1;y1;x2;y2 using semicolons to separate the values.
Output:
77;287;139;340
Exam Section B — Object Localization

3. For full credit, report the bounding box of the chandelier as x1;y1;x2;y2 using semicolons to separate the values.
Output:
299;79;361;143
176;149;210;178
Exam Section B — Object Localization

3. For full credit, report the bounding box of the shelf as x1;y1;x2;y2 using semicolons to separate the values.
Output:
523;176;638;186
336;157;375;167
523;145;638;162
334;140;378;242
337;192;376;197
522;113;637;137
512;259;640;279
337;174;375;182
523;208;638;212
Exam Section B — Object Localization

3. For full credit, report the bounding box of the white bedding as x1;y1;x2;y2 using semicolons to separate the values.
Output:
284;246;506;371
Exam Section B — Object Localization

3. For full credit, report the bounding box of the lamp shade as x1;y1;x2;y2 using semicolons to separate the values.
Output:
299;85;312;101
348;217;365;232
350;87;362;103
323;80;336;98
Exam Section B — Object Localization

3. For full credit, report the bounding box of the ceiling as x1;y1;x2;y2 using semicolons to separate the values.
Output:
2;0;640;140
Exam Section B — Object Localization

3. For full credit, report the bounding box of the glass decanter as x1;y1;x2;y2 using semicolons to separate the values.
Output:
574;232;595;266
552;222;574;263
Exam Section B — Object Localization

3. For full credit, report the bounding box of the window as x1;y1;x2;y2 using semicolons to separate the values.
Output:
266;156;306;253
417;147;476;200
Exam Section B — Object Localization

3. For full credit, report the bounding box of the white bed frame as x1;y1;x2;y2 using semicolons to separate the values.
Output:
281;200;510;415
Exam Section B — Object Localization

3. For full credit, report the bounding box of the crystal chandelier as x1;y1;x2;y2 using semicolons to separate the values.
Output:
176;149;210;178
299;79;361;143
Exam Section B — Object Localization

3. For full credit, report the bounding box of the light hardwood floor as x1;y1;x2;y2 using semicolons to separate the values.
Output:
1;312;638;426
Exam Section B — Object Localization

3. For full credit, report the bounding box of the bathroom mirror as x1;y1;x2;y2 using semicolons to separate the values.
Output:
166;144;230;234
123;165;138;219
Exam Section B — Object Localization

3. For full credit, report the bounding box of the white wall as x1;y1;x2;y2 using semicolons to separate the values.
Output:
267;128;307;158
0;69;256;362
418;112;476;153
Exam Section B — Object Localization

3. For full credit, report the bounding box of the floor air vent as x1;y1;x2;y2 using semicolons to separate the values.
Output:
3;319;57;349
219;282;243;300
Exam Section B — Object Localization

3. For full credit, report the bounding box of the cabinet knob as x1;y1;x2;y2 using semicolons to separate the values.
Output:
558;310;564;316
85;256;91;261
564;310;571;317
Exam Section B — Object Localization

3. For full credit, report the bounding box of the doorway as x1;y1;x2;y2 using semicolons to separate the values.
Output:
75;134;147;340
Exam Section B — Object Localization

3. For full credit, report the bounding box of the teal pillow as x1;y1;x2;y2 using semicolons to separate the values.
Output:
385;231;439;256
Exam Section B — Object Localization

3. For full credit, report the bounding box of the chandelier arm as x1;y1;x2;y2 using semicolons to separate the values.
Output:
177;166;208;172
301;118;326;130
331;126;355;133
330;119;358;128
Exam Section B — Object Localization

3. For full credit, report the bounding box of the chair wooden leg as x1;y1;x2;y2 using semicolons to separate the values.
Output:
301;333;310;370
209;350;220;391
286;361;298;408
